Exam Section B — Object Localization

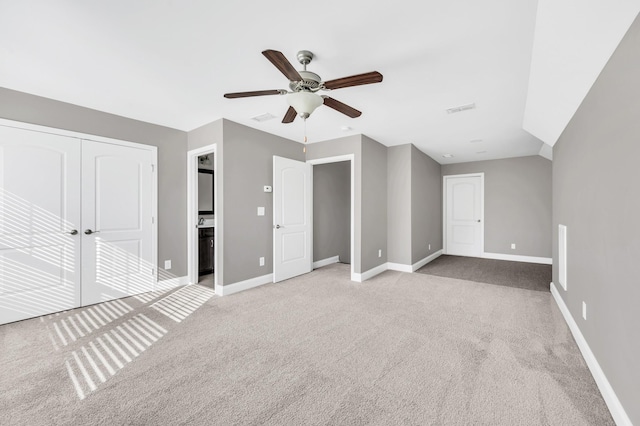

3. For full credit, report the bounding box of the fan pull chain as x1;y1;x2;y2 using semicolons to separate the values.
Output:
303;118;307;153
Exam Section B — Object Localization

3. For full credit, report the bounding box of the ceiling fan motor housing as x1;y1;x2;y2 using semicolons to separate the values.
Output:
289;70;322;92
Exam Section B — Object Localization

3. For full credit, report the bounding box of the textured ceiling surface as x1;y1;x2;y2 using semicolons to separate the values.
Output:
1;1;632;163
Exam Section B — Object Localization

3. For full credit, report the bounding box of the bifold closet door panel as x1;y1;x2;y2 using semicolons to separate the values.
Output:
0;125;82;325
81;140;154;306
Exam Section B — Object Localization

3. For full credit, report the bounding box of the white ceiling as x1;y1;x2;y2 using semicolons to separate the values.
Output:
524;0;640;146
0;1;632;164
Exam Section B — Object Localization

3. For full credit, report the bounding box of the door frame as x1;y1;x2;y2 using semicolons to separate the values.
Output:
0;118;158;280
187;144;218;289
442;172;484;256
307;154;356;282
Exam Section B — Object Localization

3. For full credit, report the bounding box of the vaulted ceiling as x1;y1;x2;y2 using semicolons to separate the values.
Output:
1;1;637;163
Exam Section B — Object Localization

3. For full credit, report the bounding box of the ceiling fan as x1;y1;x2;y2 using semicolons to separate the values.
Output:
224;49;383;123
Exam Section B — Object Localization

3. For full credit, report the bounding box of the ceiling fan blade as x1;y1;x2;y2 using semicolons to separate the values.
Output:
322;97;362;118
282;106;297;123
224;89;283;99
262;50;302;81
323;71;383;90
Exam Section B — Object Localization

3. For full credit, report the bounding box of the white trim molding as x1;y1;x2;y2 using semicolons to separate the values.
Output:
360;250;445;280
482;252;552;265
387;250;444;273
353;263;387;283
187;144;219;290
0;118;157;150
386;262;413;273
307;154;356;282
216;273;273;296
313;256;340;269
411;250;443;271
550;283;632;426
157;275;190;291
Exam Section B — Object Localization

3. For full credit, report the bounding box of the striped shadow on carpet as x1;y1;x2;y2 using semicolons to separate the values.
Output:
416;255;552;292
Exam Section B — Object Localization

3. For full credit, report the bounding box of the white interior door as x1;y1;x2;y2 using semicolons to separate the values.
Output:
81;140;154;305
445;175;483;257
273;156;311;283
0;125;81;324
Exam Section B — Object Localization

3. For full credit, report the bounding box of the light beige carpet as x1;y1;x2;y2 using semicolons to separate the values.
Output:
0;263;613;425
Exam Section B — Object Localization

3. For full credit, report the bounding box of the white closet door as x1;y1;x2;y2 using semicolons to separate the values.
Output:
0;125;81;325
81;140;154;305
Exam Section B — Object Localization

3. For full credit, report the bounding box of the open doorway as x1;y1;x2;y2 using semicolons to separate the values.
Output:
196;154;214;288
187;144;218;290
308;155;355;281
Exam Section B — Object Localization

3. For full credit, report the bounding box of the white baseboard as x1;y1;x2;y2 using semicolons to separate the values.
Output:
156;275;189;291
411;249;443;271
216;273;273;296
482;252;552;265
386;250;444;273
353;263;388;282
550;282;632;426
313;256;340;269
386;262;413;273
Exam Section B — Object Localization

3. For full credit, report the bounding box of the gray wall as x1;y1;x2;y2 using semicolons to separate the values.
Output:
387;145;412;265
313;161;350;264
306;135;362;274
552;13;640;423
387;144;442;266
188;118;307;286
187;118;223;151
0;87;189;277
188;119;224;282
442;156;552;258
411;145;443;263
360;136;388;271
221;120;303;285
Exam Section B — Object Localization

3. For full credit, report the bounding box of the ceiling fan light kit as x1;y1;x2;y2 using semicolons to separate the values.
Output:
287;91;324;119
223;49;383;123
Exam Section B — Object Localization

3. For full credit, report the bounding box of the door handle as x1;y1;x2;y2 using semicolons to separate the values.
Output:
275;224;284;229
84;229;100;235
477;220;481;223
65;229;78;235
210;240;213;248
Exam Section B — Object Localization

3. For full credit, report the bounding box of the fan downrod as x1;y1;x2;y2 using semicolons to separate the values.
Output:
296;50;314;68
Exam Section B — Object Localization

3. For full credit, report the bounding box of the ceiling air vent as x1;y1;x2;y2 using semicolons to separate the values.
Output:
446;103;476;114
251;113;276;122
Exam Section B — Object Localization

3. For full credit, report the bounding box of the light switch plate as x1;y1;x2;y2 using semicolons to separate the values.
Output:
257;207;265;216
164;260;171;270
264;186;272;193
